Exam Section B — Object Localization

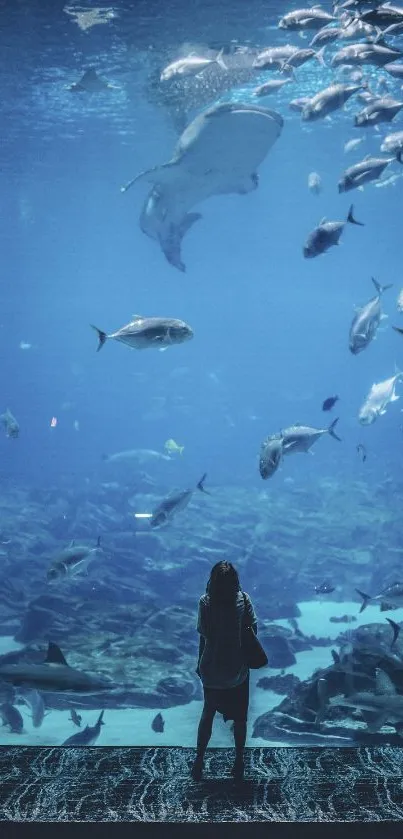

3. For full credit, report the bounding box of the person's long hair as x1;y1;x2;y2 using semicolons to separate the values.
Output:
206;561;241;612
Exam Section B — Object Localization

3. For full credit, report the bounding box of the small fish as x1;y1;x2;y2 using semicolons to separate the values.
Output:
253;78;292;97
331;42;403;69
303;205;363;258
70;709;82;727
349;277;392;355
151;712;165;733
46;537;101;582
0;703;24;733
384;62;403;79
62;710;105;745
315;582;335;594
356;443;367;462
281;46;326;71
91;316;193;352
0;408;19;439
160;50;227;82
164;439;184;456
358;370;402;424
396;288;403;312
322;395;339;412
259;436;283;479
308;172;322;195
150;474;209;528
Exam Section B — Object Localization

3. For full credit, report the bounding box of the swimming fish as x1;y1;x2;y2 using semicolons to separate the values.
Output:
358;370;402;424
160;50;227;82
356;583;403;613
46;537;101;582
16;689;46;728
151;712;165;732
0;703;24;733
164;439;184;456
315;582;335;594
69;709;82;727
62;710;105;745
259;435;283;479
91;316;193;352
150;474;209;528
0;408;19;439
279;419;341;454
356;443;367;462
322;396;339;412
349;277;392;355
303;205;363;258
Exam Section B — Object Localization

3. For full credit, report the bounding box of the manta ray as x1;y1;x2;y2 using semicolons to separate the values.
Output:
121;102;284;272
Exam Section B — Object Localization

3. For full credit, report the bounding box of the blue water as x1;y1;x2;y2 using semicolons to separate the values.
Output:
1;0;403;748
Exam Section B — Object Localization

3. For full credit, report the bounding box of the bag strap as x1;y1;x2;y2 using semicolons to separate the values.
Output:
242;591;250;628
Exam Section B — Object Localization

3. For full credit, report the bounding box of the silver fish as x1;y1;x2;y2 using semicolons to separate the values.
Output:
253;45;299;70
358;370;402;424
253;79;292;97
91;316;193;352
329;670;403;733
279;8;336;30
356;582;403;613
301;83;363;121
150;473;209;528
0;408;19;439
349;277;392;354
47;537;101;582
102;448;172;464
384;62;403;78
344;137;363;152
278;419;341;455
259;436;283;479
303;204;363;258
381;130;403;154
355;97;403;126
308;171;322;194
338;153;403;191
396;288;403;312
160;50;227;82
331;42;402;68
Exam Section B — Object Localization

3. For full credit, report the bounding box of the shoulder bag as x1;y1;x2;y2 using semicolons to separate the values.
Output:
241;592;268;669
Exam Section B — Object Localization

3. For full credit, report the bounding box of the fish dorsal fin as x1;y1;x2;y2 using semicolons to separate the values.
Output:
375;667;396;695
131;313;142;320
69;540;75;548
363;154;372;160
319;216;327;225
45;642;68;666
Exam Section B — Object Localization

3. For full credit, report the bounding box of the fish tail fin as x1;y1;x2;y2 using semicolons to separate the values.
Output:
371;277;392;295
347;205;364;226
197;473;210;494
215;48;228;71
373;26;383;44
356;588;371;613
96;536;101;548
179;446;184;455
393;325;403;337
386;617;401;649
161;212;202;273
98;710;105;726
91;325;107;352
315;46;326;67
328;417;341;442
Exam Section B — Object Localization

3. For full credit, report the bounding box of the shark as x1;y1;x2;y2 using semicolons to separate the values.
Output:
329;668;403;734
0;642;110;694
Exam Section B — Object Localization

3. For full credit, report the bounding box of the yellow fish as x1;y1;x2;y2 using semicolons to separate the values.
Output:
164;438;184;456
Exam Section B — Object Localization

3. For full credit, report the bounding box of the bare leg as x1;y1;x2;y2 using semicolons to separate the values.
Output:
232;720;247;780
191;704;215;780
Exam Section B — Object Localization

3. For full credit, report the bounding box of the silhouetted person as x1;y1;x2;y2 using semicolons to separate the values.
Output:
192;561;257;782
